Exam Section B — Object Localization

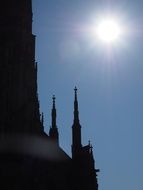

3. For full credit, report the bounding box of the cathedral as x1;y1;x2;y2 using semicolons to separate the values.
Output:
0;1;99;189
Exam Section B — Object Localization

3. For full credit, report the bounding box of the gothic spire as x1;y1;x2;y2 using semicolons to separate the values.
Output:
49;95;59;144
72;87;82;158
52;95;56;128
74;87;80;124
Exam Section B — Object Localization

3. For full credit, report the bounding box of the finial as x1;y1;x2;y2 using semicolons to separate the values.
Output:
74;86;77;93
90;143;93;154
90;145;93;154
74;86;78;101
52;95;56;107
53;95;56;101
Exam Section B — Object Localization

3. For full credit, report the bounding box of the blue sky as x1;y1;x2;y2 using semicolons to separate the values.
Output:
33;1;143;190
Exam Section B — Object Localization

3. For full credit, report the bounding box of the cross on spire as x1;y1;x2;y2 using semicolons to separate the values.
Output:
53;94;55;103
52;95;56;109
74;86;77;92
74;87;78;99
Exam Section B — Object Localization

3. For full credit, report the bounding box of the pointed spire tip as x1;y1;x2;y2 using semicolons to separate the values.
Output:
52;95;56;100
74;86;77;92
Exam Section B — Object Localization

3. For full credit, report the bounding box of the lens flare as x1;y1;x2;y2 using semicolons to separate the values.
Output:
96;19;121;43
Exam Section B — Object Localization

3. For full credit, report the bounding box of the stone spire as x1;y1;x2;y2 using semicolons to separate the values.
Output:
72;87;82;158
74;87;80;124
49;96;59;144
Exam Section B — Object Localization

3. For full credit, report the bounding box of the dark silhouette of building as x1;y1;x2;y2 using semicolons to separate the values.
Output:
0;1;99;189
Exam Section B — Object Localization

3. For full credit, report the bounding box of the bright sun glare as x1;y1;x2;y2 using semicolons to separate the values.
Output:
96;18;121;43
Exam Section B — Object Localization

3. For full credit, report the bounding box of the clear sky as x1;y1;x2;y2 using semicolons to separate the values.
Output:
33;1;143;190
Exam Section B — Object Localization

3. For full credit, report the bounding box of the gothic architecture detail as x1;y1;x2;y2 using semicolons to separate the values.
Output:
71;88;99;190
0;1;99;190
72;87;82;158
0;0;42;135
49;95;59;144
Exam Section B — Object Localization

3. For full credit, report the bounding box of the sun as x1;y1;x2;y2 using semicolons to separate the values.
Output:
96;18;121;43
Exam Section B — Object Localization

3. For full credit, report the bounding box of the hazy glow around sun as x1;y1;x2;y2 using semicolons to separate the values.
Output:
96;18;121;43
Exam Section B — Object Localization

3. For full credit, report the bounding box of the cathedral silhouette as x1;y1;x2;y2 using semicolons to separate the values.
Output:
0;1;99;189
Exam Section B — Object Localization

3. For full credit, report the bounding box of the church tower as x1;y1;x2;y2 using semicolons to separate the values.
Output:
0;0;42;135
72;87;82;158
49;95;59;144
0;1;100;189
